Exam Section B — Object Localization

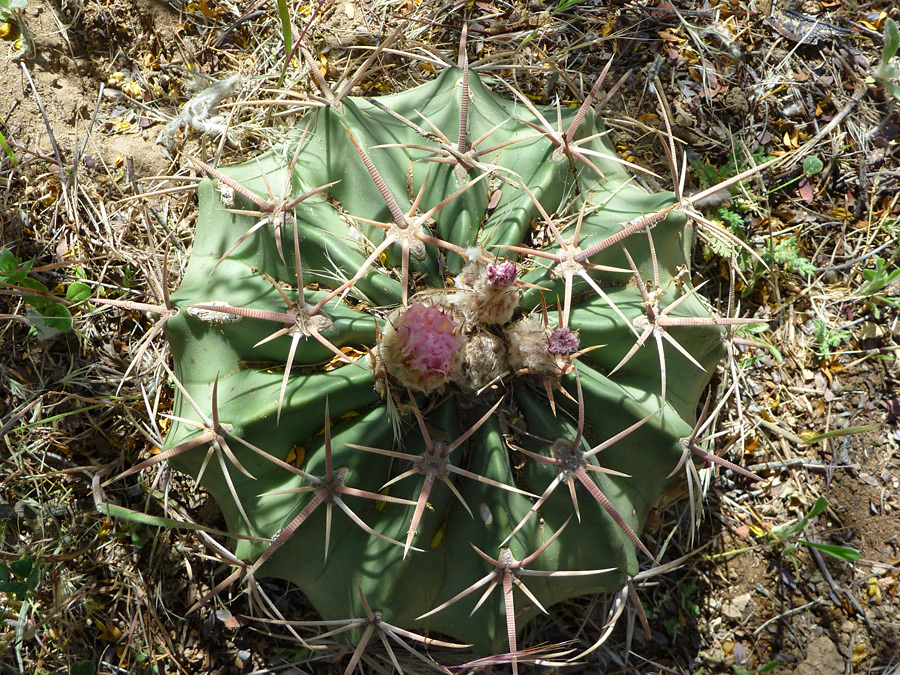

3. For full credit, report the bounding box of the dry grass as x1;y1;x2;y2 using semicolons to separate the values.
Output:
1;0;899;673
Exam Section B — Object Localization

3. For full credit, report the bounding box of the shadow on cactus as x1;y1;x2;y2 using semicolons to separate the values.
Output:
141;38;768;670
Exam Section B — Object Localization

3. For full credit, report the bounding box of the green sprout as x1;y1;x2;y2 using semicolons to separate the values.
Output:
1;248;90;338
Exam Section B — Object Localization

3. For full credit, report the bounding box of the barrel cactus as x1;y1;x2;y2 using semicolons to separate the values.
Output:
128;42;767;669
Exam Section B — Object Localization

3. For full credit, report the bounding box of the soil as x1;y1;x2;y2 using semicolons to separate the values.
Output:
2;0;899;673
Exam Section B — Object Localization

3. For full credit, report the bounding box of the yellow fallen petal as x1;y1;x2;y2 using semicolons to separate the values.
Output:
852;642;867;666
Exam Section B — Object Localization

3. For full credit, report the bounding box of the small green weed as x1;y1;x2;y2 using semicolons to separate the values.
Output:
693;149;818;294
691;145;771;190
0;127;15;165
735;322;783;364
714;234;815;298
858;253;900;318
553;0;583;12
705;497;861;570
768;154;824;195
812;317;851;359
112;520;152;549
770;496;861;568
662;579;701;640
119;264;139;288
0;248;90;338
0;0;26;15
872;18;900;102
766;236;816;277
702;205;749;262
0;556;41;601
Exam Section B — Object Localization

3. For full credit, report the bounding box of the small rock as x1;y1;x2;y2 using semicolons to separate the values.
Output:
860;473;880;487
794;635;844;675
877;576;896;593
698;645;732;668
722;592;752;621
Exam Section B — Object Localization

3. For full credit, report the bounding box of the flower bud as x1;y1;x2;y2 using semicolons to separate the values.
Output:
379;302;464;393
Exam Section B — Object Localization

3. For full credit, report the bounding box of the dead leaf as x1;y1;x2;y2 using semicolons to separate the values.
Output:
798;176;814;202
657;31;682;42
286;445;305;467
199;0;218;18
829;207;852;220
97;620;123;642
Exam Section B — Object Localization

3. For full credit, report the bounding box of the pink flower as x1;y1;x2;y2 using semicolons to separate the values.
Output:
485;261;517;287
381;303;463;393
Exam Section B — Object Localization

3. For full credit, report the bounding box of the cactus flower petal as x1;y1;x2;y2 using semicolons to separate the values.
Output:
381;302;464;393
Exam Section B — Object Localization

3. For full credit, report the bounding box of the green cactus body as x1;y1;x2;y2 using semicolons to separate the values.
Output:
162;64;726;654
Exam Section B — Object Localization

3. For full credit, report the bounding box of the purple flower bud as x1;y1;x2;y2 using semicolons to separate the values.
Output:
485;261;517;287
547;327;580;355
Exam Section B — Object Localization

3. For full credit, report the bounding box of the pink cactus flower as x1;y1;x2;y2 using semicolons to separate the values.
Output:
381;302;463;393
485;261;517;287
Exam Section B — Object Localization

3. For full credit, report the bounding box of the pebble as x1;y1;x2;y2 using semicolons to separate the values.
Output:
794;635;844;675
722;592;752;621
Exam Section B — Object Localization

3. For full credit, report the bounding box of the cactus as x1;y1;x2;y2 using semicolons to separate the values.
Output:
122;40;769;669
